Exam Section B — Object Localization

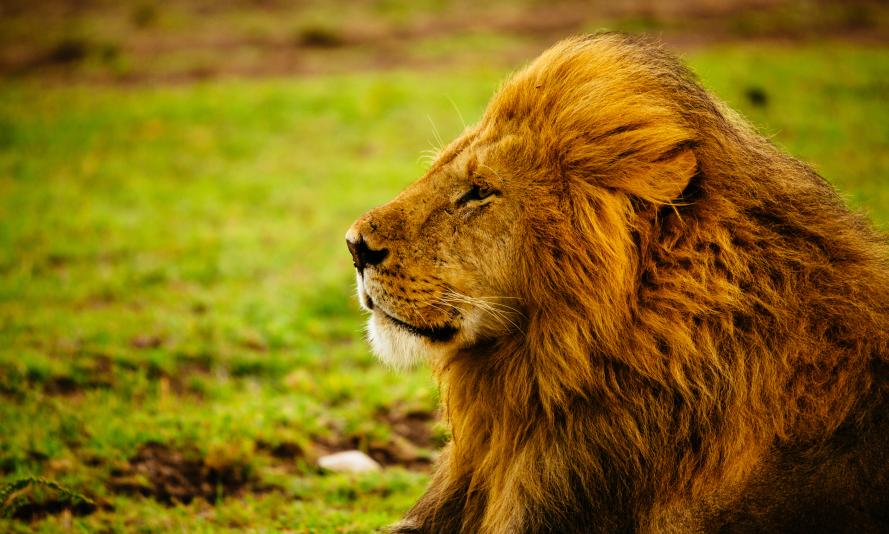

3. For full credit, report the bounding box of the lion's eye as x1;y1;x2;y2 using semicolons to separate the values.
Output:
458;184;496;205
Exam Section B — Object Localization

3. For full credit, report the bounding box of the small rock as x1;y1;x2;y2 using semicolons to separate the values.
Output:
318;450;381;473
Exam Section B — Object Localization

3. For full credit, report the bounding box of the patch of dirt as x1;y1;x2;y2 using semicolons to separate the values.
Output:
383;409;439;449
1;478;107;522
41;375;82;396
8;498;97;522
130;334;164;349
371;409;440;471
256;440;304;460
108;442;255;505
368;435;436;472
0;353;116;398
28;352;210;399
42;354;115;396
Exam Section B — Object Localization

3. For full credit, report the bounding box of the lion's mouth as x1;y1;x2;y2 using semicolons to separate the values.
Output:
383;311;458;343
369;295;458;343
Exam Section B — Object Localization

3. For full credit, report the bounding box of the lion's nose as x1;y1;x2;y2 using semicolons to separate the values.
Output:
346;236;389;273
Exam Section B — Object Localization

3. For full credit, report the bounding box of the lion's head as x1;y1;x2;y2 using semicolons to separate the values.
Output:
347;34;702;370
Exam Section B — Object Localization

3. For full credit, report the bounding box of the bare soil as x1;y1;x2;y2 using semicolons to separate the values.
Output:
108;442;255;505
8;498;97;522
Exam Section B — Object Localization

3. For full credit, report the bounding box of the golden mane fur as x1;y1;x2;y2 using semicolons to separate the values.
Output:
347;33;889;532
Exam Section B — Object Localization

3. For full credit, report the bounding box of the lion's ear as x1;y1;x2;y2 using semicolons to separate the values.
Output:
652;145;698;203
612;143;699;206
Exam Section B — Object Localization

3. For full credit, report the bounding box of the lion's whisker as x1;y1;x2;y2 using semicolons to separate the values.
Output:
439;290;525;333
447;96;467;130
441;291;526;317
427;114;444;153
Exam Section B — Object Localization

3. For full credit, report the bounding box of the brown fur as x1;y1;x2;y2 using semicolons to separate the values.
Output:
347;33;889;533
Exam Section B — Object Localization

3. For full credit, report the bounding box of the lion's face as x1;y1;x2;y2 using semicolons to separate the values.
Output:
346;132;530;368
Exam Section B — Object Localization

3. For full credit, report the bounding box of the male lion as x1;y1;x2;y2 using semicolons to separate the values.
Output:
346;33;889;533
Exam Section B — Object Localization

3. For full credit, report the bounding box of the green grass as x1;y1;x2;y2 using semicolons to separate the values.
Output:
0;43;887;532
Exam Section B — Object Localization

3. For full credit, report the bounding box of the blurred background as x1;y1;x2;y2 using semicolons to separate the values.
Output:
0;0;887;531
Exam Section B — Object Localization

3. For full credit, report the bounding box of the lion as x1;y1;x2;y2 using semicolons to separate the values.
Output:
345;33;889;533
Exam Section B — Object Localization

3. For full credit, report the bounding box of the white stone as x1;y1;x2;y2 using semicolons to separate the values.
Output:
318;450;381;473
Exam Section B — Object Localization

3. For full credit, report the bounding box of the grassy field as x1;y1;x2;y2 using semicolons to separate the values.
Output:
0;42;887;532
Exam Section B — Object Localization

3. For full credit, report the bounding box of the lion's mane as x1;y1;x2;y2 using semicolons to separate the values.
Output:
398;34;889;533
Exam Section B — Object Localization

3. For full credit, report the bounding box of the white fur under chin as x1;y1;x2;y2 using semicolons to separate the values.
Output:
366;312;432;370
357;273;466;369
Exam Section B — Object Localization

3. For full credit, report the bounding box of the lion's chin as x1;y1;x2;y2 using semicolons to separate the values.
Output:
366;309;456;370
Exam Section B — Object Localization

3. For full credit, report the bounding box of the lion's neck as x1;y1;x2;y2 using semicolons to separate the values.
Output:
433;325;772;521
